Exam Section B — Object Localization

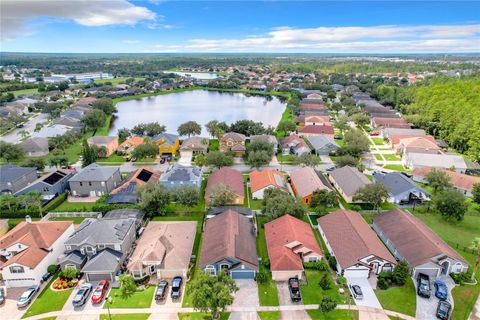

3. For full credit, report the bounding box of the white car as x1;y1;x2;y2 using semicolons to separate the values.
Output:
349;284;363;300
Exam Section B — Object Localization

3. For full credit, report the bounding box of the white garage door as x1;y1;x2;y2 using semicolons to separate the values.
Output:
343;269;369;278
6;278;37;288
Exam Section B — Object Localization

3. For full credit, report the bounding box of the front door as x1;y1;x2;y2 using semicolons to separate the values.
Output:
89;190;96;197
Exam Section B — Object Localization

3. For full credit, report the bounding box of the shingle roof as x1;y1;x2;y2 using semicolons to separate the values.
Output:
414;167;480;192
0;164;36;183
199;210;258;270
205;167;244;198
306;135;339;151
180;136;209;152
298;125;334;135
265;215;322;271
87;136;117;145
373;172;428;197
65;218;135;246
318;210;395;269
151;133;179;146
221;132;245;142
159;164;202;183
373;209;466;267
107;167;161;204
250;135;278;145
18;137;49;153
81;248;123;273
249;169;288;193
290;167;329;197
68;163;119;182
407;153;468;170
329;166;371;197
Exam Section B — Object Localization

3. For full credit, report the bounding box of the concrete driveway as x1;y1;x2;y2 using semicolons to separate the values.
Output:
1;113;49;144
61;280;109;314
276;282;309;320
230;280;259;320
150;278;184;308
346;277;382;309
415;276;455;320
0;286;29;320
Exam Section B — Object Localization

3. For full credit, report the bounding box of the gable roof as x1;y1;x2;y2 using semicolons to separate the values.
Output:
306;135;340;151
81;248;123;273
65;218;135;246
373;209;466;267
407;153;468;170
250;135;278;145
290;167;329;197
298;125;334;135
87;136;117;145
399;136;440;151
383;128;426;138
318;210;395;269
160;164;202;183
0;164;36;183
265;215;322;271
413;167;480;192
205;167;244;198
390;134;435;146
18;137;49;153
373;172;429;197
119;136;144;149
221;132;246;142
329;166;371;197
279;135;309;151
151;133;179;146
249;169;288;193
69;163;119;182
180;136;209;152
199;210;258;270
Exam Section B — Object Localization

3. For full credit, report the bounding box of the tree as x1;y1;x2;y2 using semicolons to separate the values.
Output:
262;188;306;219
132;143;159;159
92;97;116;114
392;260;410;286
294;153;321;167
246;151;271;169
131;122;166;136
194;153;206;167
351;112;370;127
318;274;332;290
230;120;265;136
353;182;389;212
171;185;199;207
117;128;131;143
205;120;219;137
311;189;337;208
21;158;45;171
119;274;137;297
190;271;238;319
330;102;343;113
206;151;234;168
246;140;274;157
49;155;69;168
0;141;25;161
319;297;337;313
424;169;451;194
473;183;480;204
26;191;44;217
334;155;358;167
137;184;170;215
333;115;349;135
207;183;236;207
343;128;369;157
433;189;468;221
17;129;29;140
62;267;80;280
178;121;201;137
82;109;106;131
470;237;480;282
81;140;97;167
0;194;19;212
277;121;296;135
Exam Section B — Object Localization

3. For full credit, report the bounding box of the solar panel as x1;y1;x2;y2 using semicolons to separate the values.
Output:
43;171;67;186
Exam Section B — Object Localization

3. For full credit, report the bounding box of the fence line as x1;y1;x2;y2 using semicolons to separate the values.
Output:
42;211;102;221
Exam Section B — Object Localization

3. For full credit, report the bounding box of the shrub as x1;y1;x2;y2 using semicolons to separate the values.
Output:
47;264;58;274
256;272;267;284
392;260;410;286
349;204;362;211
328;255;337;270
319;297;337;313
377;277;390;290
318;274;332;290
262;258;270;268
337;276;347;287
450;272;473;285
304;260;328;271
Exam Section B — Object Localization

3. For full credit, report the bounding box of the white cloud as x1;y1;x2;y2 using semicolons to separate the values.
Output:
1;0;156;41
147;23;178;30
122;40;141;44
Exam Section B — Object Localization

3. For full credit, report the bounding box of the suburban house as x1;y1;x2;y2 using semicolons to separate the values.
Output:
372;209;468;277
127;221;196;280
372;171;430;204
199;210;258;279
289;167;329;204
0;219;74;287
397;136;441;156
265;214;323;281
87;136;119;157
106;167;161;204
18;137;49;157
318;210;396;278
118;136;144;154
382;128;426;140
33;124;72;138
371;117;410;129
403;153;468;173
0;164;38;194
249;169;288;199
69;163;122;197
59;217;137;282
279;134;310;156
151;133;180;156
297;124;335;138
306;135;340;156
304;115;331;126
329;166;371;203
159;164;203;190
220;132;246;156
103;209;145;231
250;135;278;153
15;169;76;203
179;136;209;158
413;167;480;197
205;167;244;205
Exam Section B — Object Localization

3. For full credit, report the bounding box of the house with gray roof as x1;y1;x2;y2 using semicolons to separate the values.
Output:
158;164;203;190
18;137;49;157
59;218;136;282
329;166;371;203
68;163;121;197
33;124;71;138
0;164;38;194
403;153;468;173
15;169;76;202
306;135;340;156
372;171;430;204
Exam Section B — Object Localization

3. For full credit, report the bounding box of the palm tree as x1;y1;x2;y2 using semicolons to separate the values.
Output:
471;237;480;282
17;129;30;140
0;194;18;211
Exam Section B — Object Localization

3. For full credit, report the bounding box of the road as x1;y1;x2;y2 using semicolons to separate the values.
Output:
1;113;49;144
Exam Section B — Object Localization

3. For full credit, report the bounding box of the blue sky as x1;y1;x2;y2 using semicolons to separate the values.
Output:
2;1;480;53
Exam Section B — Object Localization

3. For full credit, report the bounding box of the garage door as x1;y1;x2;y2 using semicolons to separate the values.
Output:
87;273;112;282
6;278;36;288
414;268;439;279
343;269;369;278
180;151;193;158
230;270;255;279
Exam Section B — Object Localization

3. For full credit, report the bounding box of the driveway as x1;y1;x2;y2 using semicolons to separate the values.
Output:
276;282;309;320
1;113;49;144
150;278;184;308
345;277;382;309
230;280;259;320
415;275;455;320
61;280;109;314
0;286;29;320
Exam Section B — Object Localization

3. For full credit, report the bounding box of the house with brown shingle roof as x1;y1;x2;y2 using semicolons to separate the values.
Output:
397;136;441;155
371;117;411;129
265;215;323;281
87;136;119;157
250;169;288;199
329;166;371;203
220;132;246;156
205;167;245;205
279;134;310;156
297;124;335;138
318;210;396;278
0;219;74;287
118;136;144;154
372;209;468;278
290;167;329;205
127;221;197;280
199;210;258;279
413;167;480;197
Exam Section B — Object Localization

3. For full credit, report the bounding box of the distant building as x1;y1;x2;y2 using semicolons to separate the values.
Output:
68;163;121;197
0;164;37;194
18;137;49;157
159;164;203;190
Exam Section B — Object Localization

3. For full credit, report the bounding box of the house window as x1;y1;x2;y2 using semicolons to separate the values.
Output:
65;264;76;269
98;244;105;249
79;182;83;186
308;257;318;262
88;182;92;186
150;265;156;273
10;266;25;273
205;265;216;276
220;264;229;271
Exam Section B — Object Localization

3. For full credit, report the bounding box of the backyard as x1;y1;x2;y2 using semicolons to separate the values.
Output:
52;200;99;212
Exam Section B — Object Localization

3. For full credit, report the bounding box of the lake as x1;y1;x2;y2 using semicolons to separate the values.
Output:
169;71;219;79
109;90;287;136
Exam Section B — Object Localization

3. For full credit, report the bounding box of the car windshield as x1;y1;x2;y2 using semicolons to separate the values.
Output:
173;279;181;287
420;283;429;290
92;290;102;297
20;291;32;299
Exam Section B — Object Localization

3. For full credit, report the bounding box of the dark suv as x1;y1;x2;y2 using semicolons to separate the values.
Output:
171;276;183;300
417;273;431;298
155;280;168;301
288;278;302;302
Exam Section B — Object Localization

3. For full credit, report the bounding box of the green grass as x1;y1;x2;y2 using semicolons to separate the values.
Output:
257;311;281;320
94;114;112;136
373;153;383;161
36;317;57;320
178;312;230;320
23;276;73;318
96;153;126;163
52;200;98;212
95;77;145;85
105;286;155;308
11;88;39;97
301;269;343;305
372;137;385;146
375;278;416;316
100;314;150;320
306;309;359;320
336;139;346;147
7;217;41;230
382;153;401;161
208;139;219;151
276;153;297;164
257;216;280;306
382;164;407;171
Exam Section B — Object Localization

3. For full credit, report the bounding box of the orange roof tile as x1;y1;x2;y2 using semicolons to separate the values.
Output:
249;169;288;193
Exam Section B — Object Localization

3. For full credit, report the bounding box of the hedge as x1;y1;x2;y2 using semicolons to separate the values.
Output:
0;192;68;218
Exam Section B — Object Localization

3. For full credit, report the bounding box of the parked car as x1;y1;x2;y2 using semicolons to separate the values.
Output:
155;280;168;301
166;155;172;162
41;272;51;282
0;287;5;305
434;280;448;300
73;283;93;307
17;286;39;308
160;158;166;164
349;284;363;300
288;278;302;302
436;300;452;320
417;273;431;298
91;280;109;304
370;131;380;136
171;276;183;300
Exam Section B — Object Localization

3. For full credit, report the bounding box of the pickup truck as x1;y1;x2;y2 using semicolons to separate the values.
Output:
288;278;302;302
417;273;431;298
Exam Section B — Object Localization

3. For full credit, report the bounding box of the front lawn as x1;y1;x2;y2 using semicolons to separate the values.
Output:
382;164;408;171
306;309;359;320
104;286;155;308
208;139;219;151
178;312;230;320
276;153;297;164
100;315;150;320
257;216;280;306
375;278;416;316
23;276;73;318
301;269;342;305
382;153;401;161
257;311;281;320
373;153;383;161
371;137;385;145
96;153;126;163
52;200;98;212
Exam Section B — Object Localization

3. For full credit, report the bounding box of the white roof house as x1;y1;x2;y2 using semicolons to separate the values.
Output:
403;153;468;173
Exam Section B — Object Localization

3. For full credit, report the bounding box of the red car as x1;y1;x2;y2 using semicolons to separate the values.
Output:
370;131;380;136
91;280;109;304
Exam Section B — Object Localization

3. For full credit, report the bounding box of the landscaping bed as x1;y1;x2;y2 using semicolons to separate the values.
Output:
23;276;73;318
